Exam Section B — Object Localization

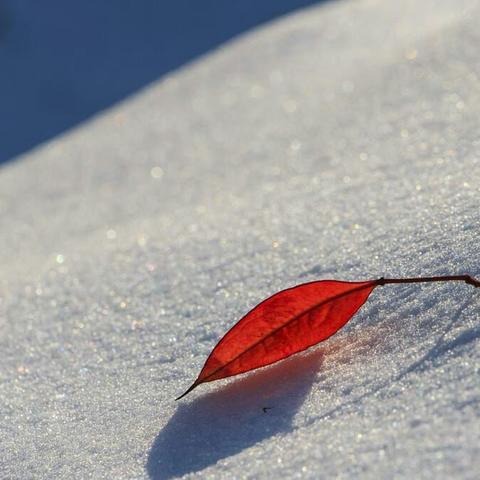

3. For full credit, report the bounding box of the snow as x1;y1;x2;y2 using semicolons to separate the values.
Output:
1;0;480;478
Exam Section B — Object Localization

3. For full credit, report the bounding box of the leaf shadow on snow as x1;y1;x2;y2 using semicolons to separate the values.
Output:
146;292;479;478
146;348;325;479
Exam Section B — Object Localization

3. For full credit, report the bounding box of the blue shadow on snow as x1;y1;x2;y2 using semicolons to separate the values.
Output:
0;0;329;165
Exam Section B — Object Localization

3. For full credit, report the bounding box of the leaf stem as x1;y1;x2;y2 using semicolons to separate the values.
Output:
377;274;480;288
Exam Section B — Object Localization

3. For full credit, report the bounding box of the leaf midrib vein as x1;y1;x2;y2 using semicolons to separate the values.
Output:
201;281;377;382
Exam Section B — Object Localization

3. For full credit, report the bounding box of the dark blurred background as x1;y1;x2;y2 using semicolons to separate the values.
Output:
0;0;327;166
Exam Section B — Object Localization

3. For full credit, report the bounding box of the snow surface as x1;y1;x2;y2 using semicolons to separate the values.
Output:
1;0;480;478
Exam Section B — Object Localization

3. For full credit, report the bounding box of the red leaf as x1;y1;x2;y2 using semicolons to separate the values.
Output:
177;274;479;399
177;279;378;399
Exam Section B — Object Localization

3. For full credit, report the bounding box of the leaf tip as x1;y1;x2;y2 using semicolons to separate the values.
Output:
175;381;200;401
